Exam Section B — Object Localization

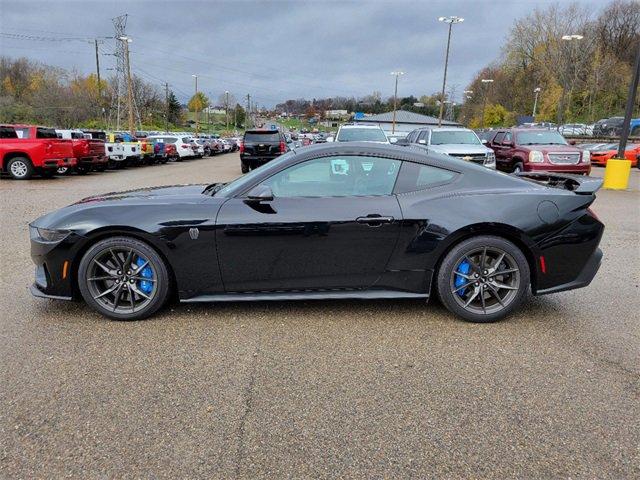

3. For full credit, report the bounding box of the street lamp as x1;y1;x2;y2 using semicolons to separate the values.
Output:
225;90;230;130
532;87;542;120
192;74;198;135
390;71;405;134
437;16;464;126
480;78;494;128
559;34;583;124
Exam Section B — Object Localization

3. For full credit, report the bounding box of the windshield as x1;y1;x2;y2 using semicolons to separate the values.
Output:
517;131;568;145
336;128;387;142
244;132;280;142
430;130;481;145
214;151;297;197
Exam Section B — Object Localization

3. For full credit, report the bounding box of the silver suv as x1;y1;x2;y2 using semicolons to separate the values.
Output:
403;127;496;169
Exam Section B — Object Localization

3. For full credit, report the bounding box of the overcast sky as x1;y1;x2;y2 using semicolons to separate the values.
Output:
1;0;603;106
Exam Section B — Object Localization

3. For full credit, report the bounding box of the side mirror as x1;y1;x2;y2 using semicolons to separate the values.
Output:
326;136;334;142
246;184;274;202
418;139;427;144
481;139;488;144
389;137;398;144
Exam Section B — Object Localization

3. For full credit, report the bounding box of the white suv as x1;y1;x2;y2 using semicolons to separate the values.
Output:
328;124;390;144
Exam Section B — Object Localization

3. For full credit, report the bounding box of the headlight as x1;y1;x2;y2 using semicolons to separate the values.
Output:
582;150;590;163
529;150;544;163
30;226;70;242
484;154;496;169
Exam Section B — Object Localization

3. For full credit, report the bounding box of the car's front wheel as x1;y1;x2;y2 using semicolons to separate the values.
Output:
78;236;170;320
436;235;530;323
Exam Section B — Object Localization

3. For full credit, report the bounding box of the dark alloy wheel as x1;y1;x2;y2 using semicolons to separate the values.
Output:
78;237;170;320
512;162;524;174
437;236;529;323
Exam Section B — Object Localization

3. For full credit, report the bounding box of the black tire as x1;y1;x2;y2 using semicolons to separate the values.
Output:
241;161;249;174
7;157;34;180
94;164;107;172
77;236;170;321
512;161;524;174
436;235;530;323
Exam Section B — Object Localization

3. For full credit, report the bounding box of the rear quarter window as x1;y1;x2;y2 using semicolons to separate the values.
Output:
0;126;18;138
394;161;457;193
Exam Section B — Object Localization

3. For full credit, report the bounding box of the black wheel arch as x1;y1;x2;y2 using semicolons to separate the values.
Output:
429;223;540;296
69;227;178;301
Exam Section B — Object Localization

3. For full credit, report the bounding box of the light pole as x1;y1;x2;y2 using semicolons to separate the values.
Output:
390;71;404;134
558;34;583;124
532;87;541;120
118;36;135;137
225;90;229;131
192;74;198;135
480;78;493;128
437;16;464;126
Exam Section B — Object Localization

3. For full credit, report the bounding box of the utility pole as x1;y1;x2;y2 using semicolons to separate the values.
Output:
164;82;169;133
480;78;494;128
192;74;199;135
532;87;541;120
94;39;102;97
120;36;135;137
225;91;229;130
246;94;251;129
617;44;640;158
390;71;404;134
437;16;464;126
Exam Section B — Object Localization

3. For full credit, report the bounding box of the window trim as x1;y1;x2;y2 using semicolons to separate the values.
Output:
393;160;460;195
237;153;403;199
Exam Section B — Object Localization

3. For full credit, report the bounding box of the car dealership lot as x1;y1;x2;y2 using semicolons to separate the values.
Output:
1;155;638;478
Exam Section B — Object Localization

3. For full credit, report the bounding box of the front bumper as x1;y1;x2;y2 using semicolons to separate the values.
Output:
527;163;591;174
30;231;82;299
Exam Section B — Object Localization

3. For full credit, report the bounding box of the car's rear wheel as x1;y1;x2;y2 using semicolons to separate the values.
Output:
78;236;170;321
7;157;34;180
241;161;249;173
436;236;529;323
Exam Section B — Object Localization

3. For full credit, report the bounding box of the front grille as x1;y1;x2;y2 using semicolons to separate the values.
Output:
548;152;580;164
449;153;486;164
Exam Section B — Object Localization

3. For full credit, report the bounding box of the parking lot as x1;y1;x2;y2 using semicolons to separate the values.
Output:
1;154;638;478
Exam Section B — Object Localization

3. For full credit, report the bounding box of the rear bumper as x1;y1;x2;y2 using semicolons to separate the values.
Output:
79;155;108;166
536;248;602;295
42;158;77;169
241;154;281;167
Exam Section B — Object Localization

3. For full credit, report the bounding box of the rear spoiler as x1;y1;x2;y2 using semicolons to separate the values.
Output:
516;172;603;194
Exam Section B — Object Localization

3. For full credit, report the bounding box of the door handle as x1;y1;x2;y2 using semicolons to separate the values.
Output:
356;215;394;226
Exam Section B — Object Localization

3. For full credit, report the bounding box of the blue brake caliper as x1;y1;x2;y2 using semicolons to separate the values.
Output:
455;260;471;297
135;256;154;294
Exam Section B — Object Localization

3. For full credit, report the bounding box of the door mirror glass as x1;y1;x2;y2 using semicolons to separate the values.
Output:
246;184;274;202
481;139;488;144
388;137;398;144
326;136;334;142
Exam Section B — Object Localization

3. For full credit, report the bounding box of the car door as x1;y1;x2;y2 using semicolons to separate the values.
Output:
501;132;515;170
490;132;508;171
215;155;403;292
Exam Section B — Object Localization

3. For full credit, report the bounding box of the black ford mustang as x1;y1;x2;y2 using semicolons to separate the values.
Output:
30;143;604;323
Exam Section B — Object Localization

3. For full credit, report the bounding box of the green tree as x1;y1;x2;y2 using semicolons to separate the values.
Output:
233;103;246;127
167;91;182;125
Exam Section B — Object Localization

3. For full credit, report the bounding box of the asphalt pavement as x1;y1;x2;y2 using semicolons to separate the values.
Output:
1;154;638;479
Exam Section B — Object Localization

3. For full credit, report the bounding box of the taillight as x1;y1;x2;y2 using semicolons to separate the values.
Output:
239;141;244;153
279;141;285;153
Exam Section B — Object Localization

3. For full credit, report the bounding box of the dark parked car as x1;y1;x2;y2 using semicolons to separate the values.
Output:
487;128;591;174
240;129;287;173
592;117;624;137
30;143;603;323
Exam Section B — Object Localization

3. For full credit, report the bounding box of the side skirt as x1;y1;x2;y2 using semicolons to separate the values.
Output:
181;290;429;303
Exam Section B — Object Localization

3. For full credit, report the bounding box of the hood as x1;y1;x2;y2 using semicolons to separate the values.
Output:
429;144;490;155
526;144;581;153
74;184;208;205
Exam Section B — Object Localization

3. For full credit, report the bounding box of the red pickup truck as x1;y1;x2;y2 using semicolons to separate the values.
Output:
55;129;107;174
487;128;591;175
0;125;77;179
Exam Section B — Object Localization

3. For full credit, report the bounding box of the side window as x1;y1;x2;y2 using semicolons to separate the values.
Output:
0;126;17;138
394;161;457;194
492;132;505;144
407;131;417;143
503;132;512;144
417;131;429;143
261;155;401;198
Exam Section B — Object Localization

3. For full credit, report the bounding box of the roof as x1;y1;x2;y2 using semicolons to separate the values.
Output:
355;110;461;126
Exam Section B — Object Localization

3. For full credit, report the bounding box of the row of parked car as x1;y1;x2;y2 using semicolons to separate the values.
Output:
0;124;240;180
531;116;640;138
